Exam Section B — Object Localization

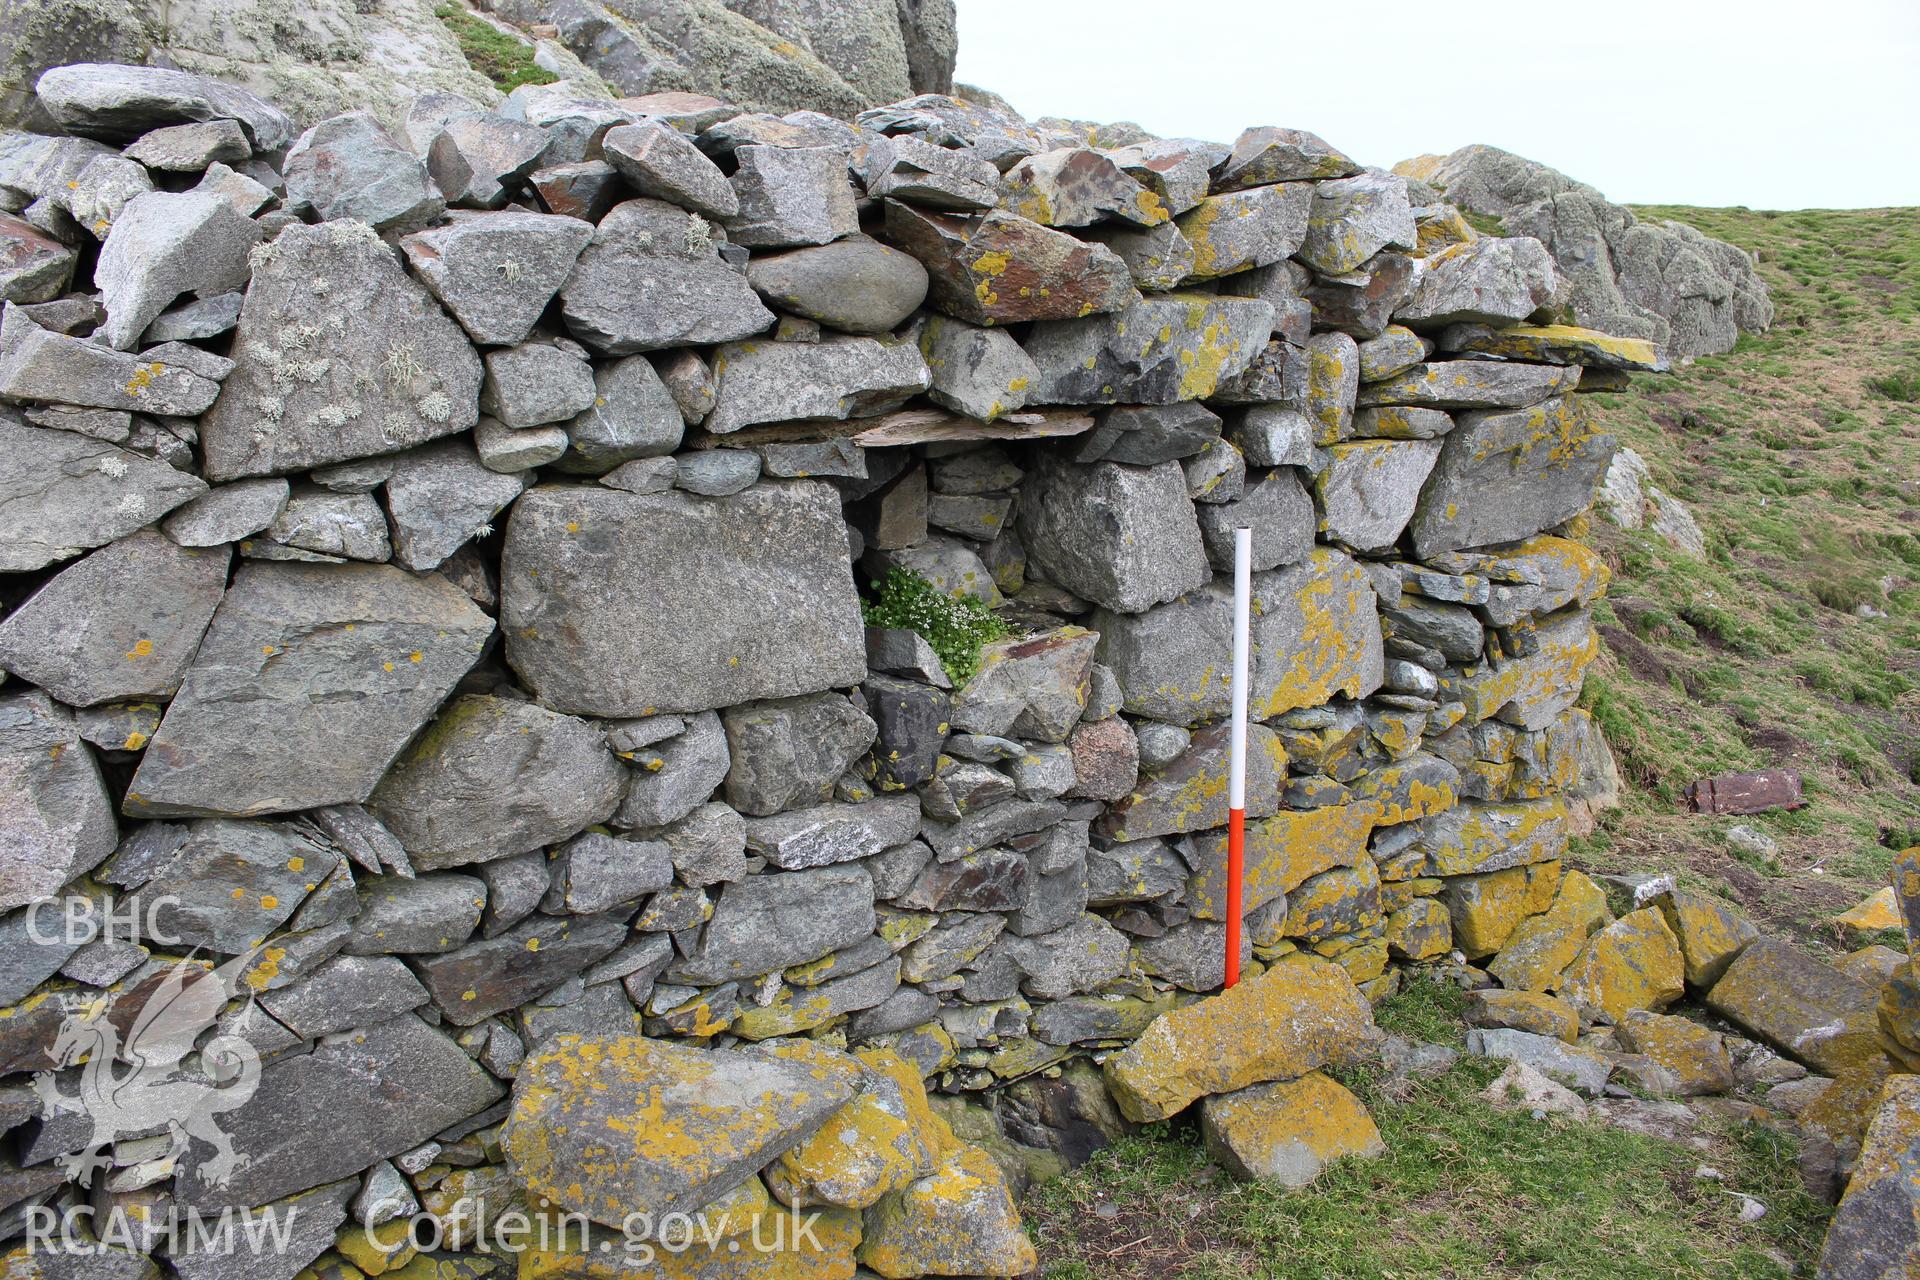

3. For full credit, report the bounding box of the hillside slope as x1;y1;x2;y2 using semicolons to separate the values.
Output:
1576;204;1920;946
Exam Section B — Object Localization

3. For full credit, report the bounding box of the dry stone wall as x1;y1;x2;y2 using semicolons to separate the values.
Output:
0;61;1653;1278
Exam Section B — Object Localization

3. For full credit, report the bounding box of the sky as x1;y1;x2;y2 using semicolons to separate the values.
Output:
951;0;1920;210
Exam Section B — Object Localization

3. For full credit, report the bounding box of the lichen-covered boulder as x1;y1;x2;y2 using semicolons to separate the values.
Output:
502;482;866;716
1095;721;1285;842
1818;1074;1920;1280
1466;989;1580;1042
1442;860;1560;958
1104;953;1378;1122
503;1034;863;1227
1016;453;1208;614
1200;1070;1385;1185
1558;907;1686;1025
766;1045;950;1209
0;690;117;911
1616;1010;1736;1096
1184;802;1376;921
1022;294;1274;405
0;413;208;572
1486;868;1611;991
1409;396;1615;557
858;1142;1037;1278
879;202;1138;325
1706;937;1884;1077
1249;546;1385;717
1653;887;1758;988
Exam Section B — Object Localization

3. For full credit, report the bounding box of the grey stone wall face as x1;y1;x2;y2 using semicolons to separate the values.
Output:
0;58;1659;1276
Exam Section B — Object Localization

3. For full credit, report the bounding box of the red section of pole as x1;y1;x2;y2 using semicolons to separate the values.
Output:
1224;805;1245;988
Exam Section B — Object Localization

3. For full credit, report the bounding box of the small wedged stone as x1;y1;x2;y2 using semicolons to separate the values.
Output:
862;131;1003;210
949;626;1098;743
384;437;530;572
0;211;74;304
401;210;594;347
743;797;922;870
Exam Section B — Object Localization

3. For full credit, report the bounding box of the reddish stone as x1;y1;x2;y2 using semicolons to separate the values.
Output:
1067;717;1140;801
1683;769;1803;815
877;201;1138;325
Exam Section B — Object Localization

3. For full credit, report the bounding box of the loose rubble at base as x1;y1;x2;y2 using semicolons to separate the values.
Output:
0;43;1901;1280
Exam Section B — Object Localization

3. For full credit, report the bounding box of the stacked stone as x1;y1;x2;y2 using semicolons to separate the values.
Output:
0;61;1655;1277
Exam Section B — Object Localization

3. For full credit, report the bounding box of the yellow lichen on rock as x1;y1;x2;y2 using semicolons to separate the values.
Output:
856;1143;1036;1279
1616;1010;1736;1095
1558;907;1685;1024
1185;801;1378;920
1654;888;1758;988
1103;953;1378;1122
1837;887;1904;933
1386;898;1452;961
1485;868;1611;991
1199;1071;1386;1186
1442;860;1561;959
1816;1073;1920;1277
766;1047;952;1210
1466;988;1581;1043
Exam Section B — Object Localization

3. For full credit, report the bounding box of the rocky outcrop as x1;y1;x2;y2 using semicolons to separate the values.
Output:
1395;145;1772;361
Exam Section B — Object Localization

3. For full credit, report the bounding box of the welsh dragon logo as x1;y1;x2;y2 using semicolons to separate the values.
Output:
31;950;264;1190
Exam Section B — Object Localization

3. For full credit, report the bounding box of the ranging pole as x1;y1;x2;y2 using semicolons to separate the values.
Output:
1225;526;1252;988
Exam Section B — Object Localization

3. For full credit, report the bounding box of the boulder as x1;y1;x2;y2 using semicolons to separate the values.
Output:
0;212;75;303
1395;236;1563;327
413;910;629;1026
1486;868;1612;991
744;235;929;334
1002;147;1166;228
175;1015;501;1211
1299;170;1415;276
949;626;1098;743
1616;1011;1736;1096
1357;360;1579;411
674;863;876;983
725;144;858;247
125;562;493;817
601;121;738;218
1016;454;1208;613
721;693;878;816
1440;322;1665;371
1653;888;1759;988
33;63;294;151
1104;954;1378;1122
559;198;775;353
1465;1027;1612;1096
0;531;226;706
1176;183;1312;281
283;112;443;230
859;1142;1036;1278
1022;293;1274;405
502;482;866;716
368;694;627;871
1818;1074;1920;1280
1313;439;1443;553
161;477;289;547
0;691;117;912
1706;937;1884;1077
917;314;1040;422
384;437;530;572
200;221;481;480
1184;802;1374;922
1465;989;1580;1042
1442;861;1560;957
1200;1071;1385;1185
863;131;1002;210
93;191;259;350
767;1044;946;1209
1558;907;1686;1025
742;797;922;870
1410;396;1615;557
705;335;929;434
1212;126;1358;189
1;308;223;420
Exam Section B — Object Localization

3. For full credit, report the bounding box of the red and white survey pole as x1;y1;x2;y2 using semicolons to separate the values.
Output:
1225;526;1252;989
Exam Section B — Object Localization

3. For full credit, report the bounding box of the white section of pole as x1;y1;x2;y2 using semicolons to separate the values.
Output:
1230;526;1252;811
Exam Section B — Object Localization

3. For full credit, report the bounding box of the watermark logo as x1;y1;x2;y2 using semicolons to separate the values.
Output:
31;947;262;1190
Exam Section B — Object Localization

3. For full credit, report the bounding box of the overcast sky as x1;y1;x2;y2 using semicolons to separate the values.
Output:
951;0;1920;210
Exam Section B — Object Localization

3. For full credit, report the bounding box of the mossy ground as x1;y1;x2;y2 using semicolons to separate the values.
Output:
1572;205;1920;948
1024;206;1919;1276
436;3;558;93
1025;978;1830;1278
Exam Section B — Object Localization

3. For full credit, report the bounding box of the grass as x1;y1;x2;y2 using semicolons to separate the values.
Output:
435;3;558;92
1568;204;1920;945
1024;979;1831;1279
